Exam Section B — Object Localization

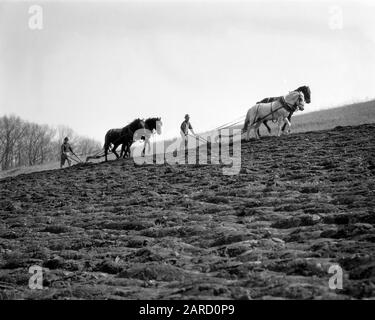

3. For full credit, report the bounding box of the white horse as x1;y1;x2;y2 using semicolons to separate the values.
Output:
243;91;305;141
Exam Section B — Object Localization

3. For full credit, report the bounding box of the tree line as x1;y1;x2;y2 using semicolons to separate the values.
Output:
0;115;101;170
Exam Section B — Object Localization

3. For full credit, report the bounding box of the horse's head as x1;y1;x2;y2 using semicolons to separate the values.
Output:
145;117;162;135
294;85;311;104
296;92;305;111
285;91;305;111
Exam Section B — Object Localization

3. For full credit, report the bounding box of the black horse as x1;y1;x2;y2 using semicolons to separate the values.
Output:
257;86;311;135
120;117;163;158
104;118;145;162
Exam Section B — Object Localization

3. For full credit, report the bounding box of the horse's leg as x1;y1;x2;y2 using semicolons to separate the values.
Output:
142;138;150;157
282;113;292;133
277;119;284;137
263;121;271;134
123;142;130;158
246;113;253;141
112;144;120;159
104;145;108;162
141;140;146;157
120;143;125;158
284;118;291;134
125;144;130;158
246;126;251;141
128;141;133;157
127;142;132;157
254;123;262;139
249;120;259;140
287;113;293;133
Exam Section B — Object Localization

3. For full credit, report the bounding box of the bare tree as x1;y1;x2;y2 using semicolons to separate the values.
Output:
0;115;27;170
39;125;56;164
75;136;102;156
21;123;56;165
0;116;101;171
57;125;76;144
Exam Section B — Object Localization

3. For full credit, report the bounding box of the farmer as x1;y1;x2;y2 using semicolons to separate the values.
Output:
60;137;74;168
180;114;195;150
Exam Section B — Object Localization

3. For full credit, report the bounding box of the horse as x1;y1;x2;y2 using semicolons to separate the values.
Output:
104;118;145;162
243;91;305;141
120;136;144;158
120;135;145;158
120;117;163;158
257;86;311;135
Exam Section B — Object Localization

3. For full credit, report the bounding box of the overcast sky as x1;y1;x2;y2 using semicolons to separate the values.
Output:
0;0;374;141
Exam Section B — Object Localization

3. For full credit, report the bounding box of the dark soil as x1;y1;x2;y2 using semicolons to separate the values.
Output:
0;124;374;299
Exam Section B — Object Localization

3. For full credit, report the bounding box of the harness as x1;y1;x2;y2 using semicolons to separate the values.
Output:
279;96;299;113
108;122;145;149
251;94;300;126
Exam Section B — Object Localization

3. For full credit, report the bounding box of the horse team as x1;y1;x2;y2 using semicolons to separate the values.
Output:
85;117;163;162
244;85;311;140
88;86;311;162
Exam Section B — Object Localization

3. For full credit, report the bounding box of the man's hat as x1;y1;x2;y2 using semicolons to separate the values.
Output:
64;137;69;141
185;114;190;119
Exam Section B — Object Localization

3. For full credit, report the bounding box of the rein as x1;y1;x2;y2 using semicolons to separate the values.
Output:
215;115;246;131
251;104;284;126
188;133;210;144
251;94;300;126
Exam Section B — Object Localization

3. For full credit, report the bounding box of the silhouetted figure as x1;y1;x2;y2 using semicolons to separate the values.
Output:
60;137;73;168
180;114;195;150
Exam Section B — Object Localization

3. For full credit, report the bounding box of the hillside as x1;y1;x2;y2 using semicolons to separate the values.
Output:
0;123;374;299
1;100;374;180
233;99;375;136
288;99;375;133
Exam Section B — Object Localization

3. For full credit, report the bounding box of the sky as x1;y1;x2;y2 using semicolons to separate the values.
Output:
0;0;375;142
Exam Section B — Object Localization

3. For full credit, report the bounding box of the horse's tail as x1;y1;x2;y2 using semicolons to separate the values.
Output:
242;109;251;133
103;130;110;151
242;118;248;133
103;135;107;150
